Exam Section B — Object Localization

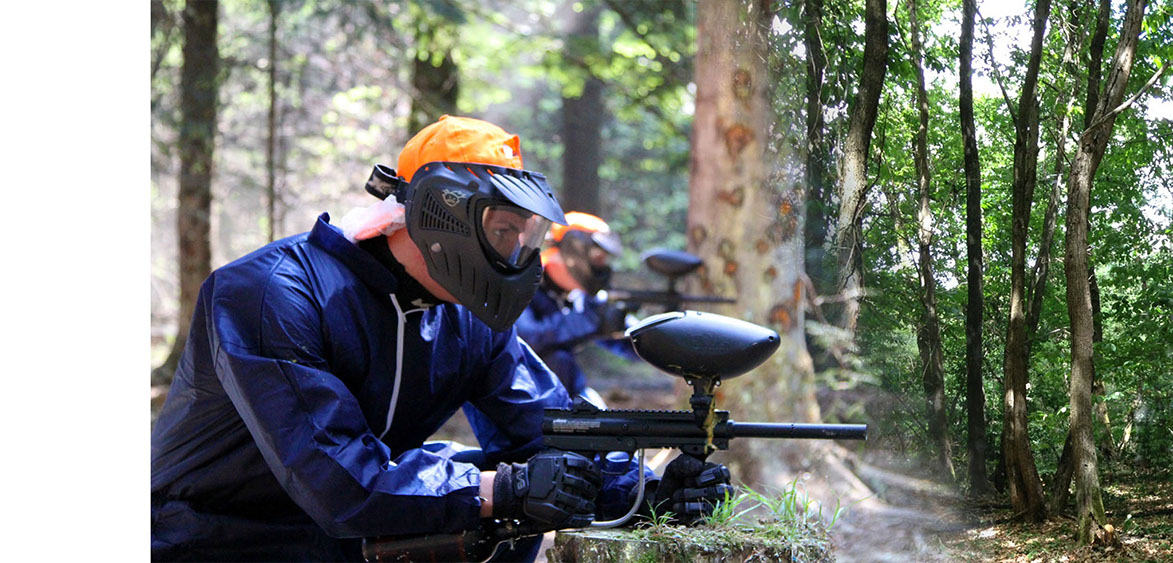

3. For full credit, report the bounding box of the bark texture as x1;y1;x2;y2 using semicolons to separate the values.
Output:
908;0;951;477
156;0;220;385
1064;0;1147;545
833;0;888;334
687;0;819;486
959;0;989;496
1001;0;1051;523
1051;0;1111;514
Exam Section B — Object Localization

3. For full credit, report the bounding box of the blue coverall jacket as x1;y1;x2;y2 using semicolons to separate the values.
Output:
151;215;638;561
515;287;637;398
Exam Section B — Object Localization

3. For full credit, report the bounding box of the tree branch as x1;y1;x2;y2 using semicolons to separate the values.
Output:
1080;64;1167;140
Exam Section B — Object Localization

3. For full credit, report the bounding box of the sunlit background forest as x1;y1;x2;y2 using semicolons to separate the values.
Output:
144;0;1173;561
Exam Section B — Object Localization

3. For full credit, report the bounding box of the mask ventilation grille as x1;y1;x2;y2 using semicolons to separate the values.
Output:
420;192;471;236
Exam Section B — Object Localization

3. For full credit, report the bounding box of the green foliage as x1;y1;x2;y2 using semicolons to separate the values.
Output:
151;0;1173;491
851;0;1173;483
743;479;848;533
617;482;837;563
642;503;675;535
699;486;752;527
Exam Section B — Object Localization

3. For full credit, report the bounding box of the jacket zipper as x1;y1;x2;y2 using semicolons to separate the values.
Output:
380;293;427;440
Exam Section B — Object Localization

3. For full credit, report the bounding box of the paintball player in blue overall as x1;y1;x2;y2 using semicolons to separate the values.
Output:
514;213;638;406
150;116;732;562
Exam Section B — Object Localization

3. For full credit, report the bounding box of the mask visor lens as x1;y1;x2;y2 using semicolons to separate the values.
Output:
481;205;552;269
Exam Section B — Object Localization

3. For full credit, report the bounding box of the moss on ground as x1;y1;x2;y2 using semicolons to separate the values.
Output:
546;517;833;563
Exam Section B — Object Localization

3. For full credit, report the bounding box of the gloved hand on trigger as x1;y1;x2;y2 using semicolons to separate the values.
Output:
647;453;734;525
593;302;628;337
580;293;627;338
493;451;602;530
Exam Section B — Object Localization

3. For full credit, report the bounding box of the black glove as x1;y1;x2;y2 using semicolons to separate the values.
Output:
647;453;734;525
493;451;602;530
596;304;628;337
584;297;627;337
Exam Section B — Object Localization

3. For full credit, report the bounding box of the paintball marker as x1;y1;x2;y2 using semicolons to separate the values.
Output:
606;248;737;313
362;311;867;562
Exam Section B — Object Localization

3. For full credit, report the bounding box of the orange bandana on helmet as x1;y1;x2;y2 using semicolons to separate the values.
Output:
397;115;523;182
342;116;525;242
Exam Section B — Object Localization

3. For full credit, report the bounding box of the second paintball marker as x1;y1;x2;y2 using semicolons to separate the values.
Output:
606;248;737;313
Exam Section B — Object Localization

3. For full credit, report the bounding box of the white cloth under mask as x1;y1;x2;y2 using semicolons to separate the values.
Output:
338;196;407;243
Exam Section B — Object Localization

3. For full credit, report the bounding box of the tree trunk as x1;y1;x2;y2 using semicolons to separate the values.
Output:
1051;432;1076;513
1051;0;1109;514
1083;0;1112;133
908;0;951;479
1001;0;1051;524
1090;272;1116;459
687;0;821;486
833;0;888;334
560;2;605;216
802;0;838;373
1083;0;1114;463
1027;0;1087;359
408;13;459;134
959;0;990;496
155;0;220;386
802;0;831;294
1040;1;1081;507
1065;0;1147;545
267;0;279;243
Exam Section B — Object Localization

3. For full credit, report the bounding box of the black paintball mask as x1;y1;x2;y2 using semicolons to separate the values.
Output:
364;162;568;331
556;228;622;295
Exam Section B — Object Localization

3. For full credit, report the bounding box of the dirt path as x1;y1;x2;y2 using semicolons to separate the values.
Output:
832;488;971;561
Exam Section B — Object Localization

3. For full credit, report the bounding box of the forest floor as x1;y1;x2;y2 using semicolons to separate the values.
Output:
940;467;1173;562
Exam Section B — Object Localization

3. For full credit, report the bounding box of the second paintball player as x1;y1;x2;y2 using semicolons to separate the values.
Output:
514;212;639;405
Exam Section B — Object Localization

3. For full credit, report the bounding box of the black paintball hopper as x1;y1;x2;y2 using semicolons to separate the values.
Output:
626;310;780;428
640;248;704;278
625;311;780;381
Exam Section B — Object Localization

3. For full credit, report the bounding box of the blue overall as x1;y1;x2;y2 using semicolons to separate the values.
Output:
150;215;644;561
515;287;637;398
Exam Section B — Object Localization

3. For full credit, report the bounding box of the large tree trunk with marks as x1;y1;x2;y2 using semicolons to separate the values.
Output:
908;0;951;478
1065;0;1147;545
833;0;888;335
155;0;220;385
1000;0;1051;524
686;0;821;487
959;0;990;496
560;1;605;216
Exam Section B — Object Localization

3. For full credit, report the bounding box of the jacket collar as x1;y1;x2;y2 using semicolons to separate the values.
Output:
308;213;400;296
